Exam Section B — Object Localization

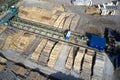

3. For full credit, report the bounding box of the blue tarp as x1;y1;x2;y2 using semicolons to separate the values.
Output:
89;35;106;51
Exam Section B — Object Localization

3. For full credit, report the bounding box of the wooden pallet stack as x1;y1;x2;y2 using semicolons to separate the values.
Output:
38;40;55;65
65;47;74;70
92;53;105;80
47;42;63;68
73;47;85;72
10;65;27;76
31;39;48;61
81;49;95;80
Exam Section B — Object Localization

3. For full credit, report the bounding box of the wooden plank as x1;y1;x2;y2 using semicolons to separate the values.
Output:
70;15;80;31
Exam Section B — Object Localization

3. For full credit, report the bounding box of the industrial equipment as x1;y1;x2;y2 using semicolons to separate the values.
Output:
0;7;17;26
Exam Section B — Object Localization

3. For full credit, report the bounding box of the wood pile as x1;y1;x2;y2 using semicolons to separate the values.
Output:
0;34;7;49
18;6;80;32
81;49;95;80
18;6;55;26
28;71;47;80
47;42;63;68
0;65;5;71
73;48;85;71
2;36;13;51
63;14;74;30
52;6;65;14
0;56;7;63
9;31;25;50
92;53;105;80
65;47;74;70
10;65;27;76
0;56;7;71
53;12;70;28
12;33;36;53
70;15;80;31
31;39;48;61
0;25;7;34
38;40;55;65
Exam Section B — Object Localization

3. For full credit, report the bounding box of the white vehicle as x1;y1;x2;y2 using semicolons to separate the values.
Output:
71;0;92;6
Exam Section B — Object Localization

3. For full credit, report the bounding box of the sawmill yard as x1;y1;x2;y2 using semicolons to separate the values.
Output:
0;0;119;80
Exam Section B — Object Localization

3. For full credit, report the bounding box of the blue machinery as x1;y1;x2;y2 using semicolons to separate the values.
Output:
0;8;17;26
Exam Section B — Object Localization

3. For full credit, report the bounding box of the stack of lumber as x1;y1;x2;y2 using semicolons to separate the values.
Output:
0;56;7;71
18;6;80;32
13;33;36;53
10;65;27;76
9;31;25;51
52;6;65;14
81;49;95;80
47;42;63;68
65;47;74;70
0;56;7;63
70;15;80;31
2;36;13;51
28;71;47;80
53;12;70;28
63;14;74;30
0;34;7;49
79;47;86;53
29;71;40;80
73;48;85;71
18;6;56;26
0;25;7;34
31;39;48;61
87;49;95;56
38;40;55;65
0;65;5;71
92;53;105;80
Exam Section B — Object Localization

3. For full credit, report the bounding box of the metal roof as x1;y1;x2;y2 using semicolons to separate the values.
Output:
89;35;106;51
